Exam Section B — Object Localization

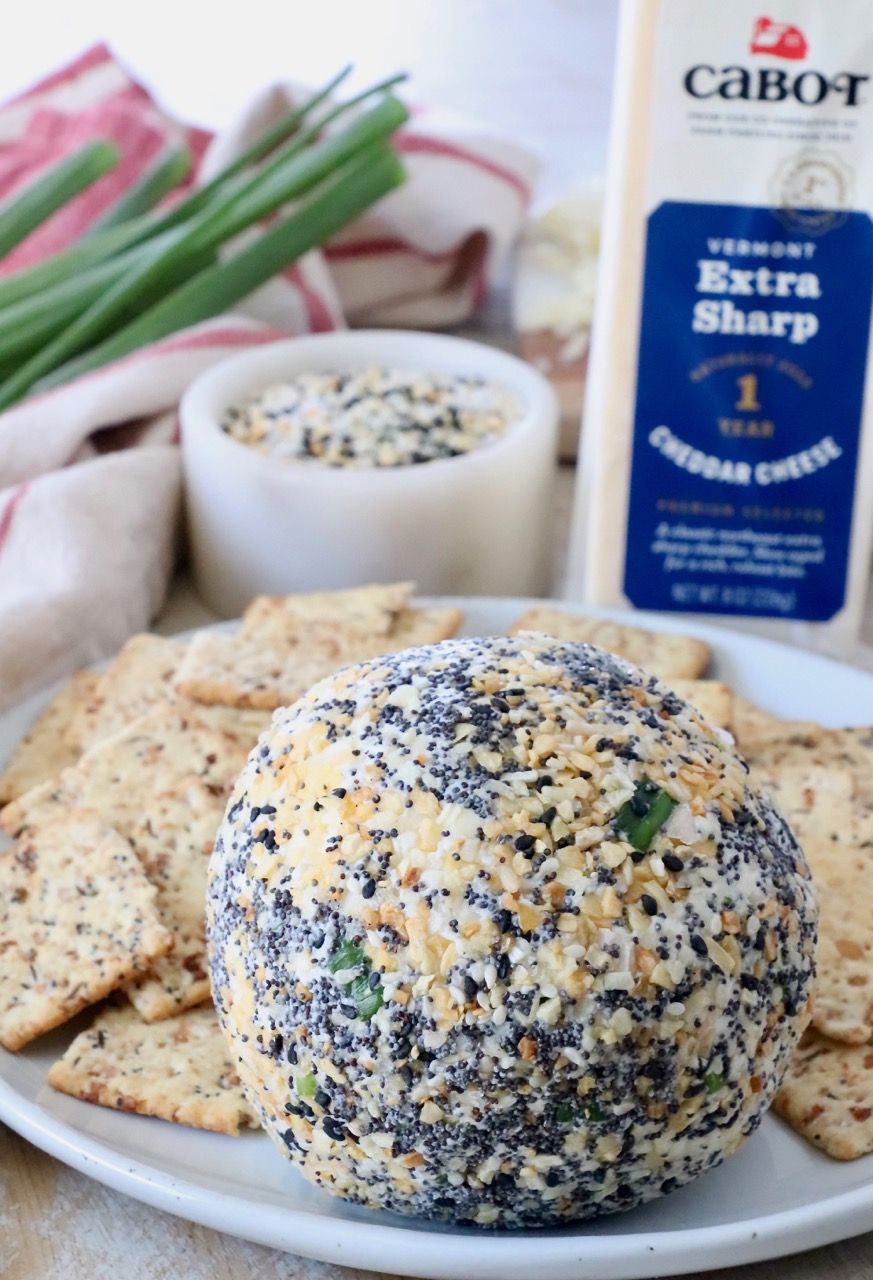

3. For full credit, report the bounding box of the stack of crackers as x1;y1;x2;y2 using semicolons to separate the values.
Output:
0;583;461;1135
1;592;870;1167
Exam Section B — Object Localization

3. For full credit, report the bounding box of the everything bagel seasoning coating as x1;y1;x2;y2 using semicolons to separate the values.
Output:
221;365;520;468
207;634;816;1227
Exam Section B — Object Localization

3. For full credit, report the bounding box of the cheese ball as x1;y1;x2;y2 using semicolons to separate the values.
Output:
207;634;816;1227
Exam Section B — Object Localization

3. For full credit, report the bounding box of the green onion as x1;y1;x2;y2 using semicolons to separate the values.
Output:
37;143;405;394
0;103;406;408
0;140;118;258
155;66;354;231
0;227;187;362
349;973;383;1021
0;212;158;311
295;1073;317;1099
0;226;205;407
328;938;364;974
89;146;191;231
328;936;383;1021
616;777;677;852
704;1072;725;1094
556;1098;604;1124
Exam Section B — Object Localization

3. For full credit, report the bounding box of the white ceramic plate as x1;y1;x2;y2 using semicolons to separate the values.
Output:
2;599;873;1280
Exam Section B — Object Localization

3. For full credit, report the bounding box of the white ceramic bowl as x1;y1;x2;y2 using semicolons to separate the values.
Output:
180;330;559;617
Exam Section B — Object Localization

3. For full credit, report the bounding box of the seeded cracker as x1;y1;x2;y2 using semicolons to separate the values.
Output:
124;777;229;1022
507;609;710;680
670;679;734;732
762;764;873;1044
47;1003;260;1135
748;726;873;806
0;702;248;839
174;586;463;711
774;1030;873;1160
0;670;101;804
0;810;173;1051
732;695;822;755
65;634;188;753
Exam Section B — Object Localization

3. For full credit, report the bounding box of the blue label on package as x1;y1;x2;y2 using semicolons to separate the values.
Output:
623;200;873;620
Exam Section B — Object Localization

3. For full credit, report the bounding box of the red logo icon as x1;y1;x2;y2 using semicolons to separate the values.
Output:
750;17;808;60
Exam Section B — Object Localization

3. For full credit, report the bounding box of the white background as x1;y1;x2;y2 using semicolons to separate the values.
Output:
0;0;618;203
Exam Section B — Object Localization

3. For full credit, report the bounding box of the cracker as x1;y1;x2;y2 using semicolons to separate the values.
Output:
239;580;414;642
747;726;873;805
173;587;457;711
47;1002;260;1135
732;695;822;755
508;608;710;680
125;777;228;1022
670;679;734;731
763;764;873;1044
388;606;464;649
65;634;187;753
0;811;173;1051
774;1030;873;1160
0;670;101;804
1;702;248;839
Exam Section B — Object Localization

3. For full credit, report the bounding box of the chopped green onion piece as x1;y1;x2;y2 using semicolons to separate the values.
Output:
89;146;190;231
0;139;118;258
704;1072;725;1094
295;1073;317;1099
328;938;364;974
556;1097;604;1124
616;777;677;852
349;973;383;1021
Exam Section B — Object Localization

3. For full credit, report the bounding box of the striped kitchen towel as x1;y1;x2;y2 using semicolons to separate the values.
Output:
0;45;538;711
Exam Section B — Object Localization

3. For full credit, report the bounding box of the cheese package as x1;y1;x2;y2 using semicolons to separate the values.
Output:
567;0;873;657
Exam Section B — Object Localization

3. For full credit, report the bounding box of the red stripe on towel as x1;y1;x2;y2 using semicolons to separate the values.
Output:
394;133;531;203
0;482;30;553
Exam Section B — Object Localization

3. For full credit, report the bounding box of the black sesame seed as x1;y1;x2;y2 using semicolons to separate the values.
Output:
322;1117;347;1141
641;894;658;916
463;975;478;999
496;952;511;981
331;787;347;799
514;834;535;853
362;878;376;899
491;697;510;713
268;1033;284;1057
662;854;684;872
539;806;557;826
400;1064;414;1087
315;1090;331;1108
545;1171;562;1187
286;1043;298;1065
536;775;553;791
368;970;381;990
494;1171;514;1190
690;933;708;956
496;909;513;933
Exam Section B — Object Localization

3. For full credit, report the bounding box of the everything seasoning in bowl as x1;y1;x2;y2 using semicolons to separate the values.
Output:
180;331;559;614
220;366;522;469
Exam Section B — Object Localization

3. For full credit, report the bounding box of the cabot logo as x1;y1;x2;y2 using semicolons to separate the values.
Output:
684;13;867;107
749;17;808;61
